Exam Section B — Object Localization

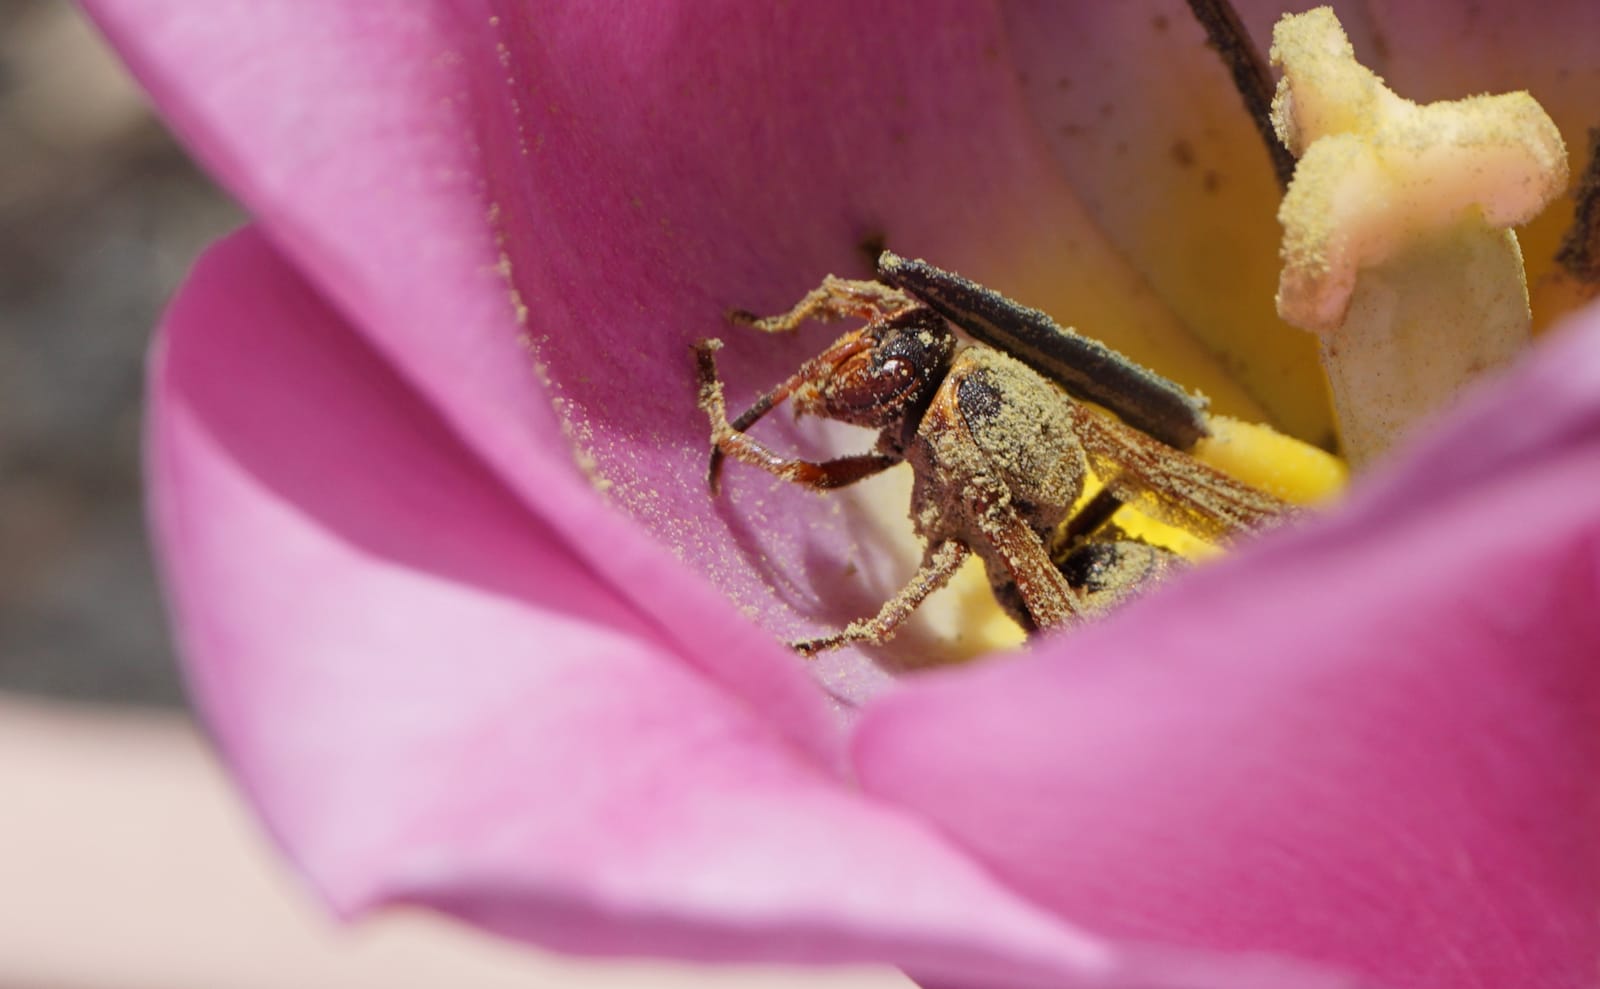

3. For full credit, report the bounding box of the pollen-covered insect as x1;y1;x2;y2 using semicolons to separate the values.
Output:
694;252;1294;654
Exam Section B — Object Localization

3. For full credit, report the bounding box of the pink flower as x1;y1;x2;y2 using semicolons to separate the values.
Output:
84;1;1600;986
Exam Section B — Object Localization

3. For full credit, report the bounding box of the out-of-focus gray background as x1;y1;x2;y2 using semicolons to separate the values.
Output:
1;0;242;706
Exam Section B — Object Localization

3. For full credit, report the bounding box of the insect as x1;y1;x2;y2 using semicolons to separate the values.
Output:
694;252;1294;654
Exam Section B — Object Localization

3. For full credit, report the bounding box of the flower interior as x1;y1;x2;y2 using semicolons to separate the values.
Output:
478;3;1585;703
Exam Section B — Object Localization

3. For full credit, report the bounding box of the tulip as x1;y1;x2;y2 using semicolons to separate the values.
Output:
84;1;1600;986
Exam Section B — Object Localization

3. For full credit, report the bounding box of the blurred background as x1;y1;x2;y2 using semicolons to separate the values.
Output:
1;0;231;706
0;3;907;986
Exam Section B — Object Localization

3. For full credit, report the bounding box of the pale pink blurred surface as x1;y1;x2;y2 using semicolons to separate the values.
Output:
0;698;911;989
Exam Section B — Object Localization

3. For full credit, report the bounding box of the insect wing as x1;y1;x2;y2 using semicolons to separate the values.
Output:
1068;402;1293;541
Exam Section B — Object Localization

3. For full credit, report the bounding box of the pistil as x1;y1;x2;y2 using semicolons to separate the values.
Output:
1270;7;1567;468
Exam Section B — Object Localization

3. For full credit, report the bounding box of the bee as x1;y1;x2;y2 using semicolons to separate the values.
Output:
694;252;1293;654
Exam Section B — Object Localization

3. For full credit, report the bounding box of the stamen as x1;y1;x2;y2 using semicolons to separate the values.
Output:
1533;128;1600;327
1557;129;1600;282
1269;8;1567;468
1184;0;1296;190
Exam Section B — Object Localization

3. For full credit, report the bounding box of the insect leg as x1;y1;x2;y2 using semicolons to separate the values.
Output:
729;276;913;334
791;540;971;655
1055;486;1125;548
968;484;1083;631
695;340;900;493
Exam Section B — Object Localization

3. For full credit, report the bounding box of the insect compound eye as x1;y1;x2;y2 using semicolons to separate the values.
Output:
818;349;917;429
821;308;955;428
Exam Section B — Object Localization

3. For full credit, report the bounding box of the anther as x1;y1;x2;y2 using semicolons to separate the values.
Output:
1533;128;1600;329
1183;0;1296;190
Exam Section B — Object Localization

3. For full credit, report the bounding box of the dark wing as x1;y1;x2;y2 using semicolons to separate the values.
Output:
1066;400;1294;541
877;251;1211;450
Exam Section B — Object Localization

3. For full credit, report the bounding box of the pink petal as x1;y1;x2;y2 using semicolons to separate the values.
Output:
82;0;1267;696
855;305;1600;987
154;229;1366;989
152;227;1177;985
84;2;874;739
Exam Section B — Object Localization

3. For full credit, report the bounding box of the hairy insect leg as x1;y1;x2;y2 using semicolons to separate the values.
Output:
729;276;913;334
791;540;971;655
695;340;899;493
969;484;1084;632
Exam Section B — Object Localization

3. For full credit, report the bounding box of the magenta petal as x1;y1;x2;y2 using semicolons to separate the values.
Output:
81;0;1263;694
76;0;866;712
855;308;1600;987
154;227;1247;984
